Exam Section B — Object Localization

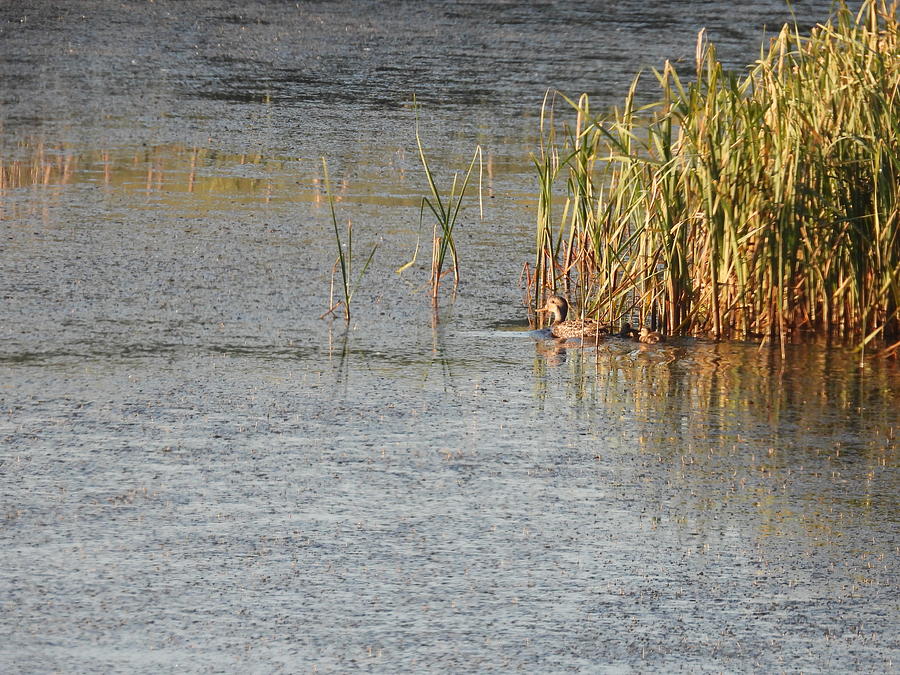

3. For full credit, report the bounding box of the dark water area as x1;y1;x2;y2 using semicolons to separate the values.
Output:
2;1;898;673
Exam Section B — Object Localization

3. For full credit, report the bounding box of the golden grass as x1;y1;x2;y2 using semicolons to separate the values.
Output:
529;1;899;357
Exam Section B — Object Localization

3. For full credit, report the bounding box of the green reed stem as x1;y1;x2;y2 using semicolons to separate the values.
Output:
322;156;377;322
413;101;483;304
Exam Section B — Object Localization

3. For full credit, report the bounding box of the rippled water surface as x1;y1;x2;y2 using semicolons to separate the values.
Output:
2;2;897;672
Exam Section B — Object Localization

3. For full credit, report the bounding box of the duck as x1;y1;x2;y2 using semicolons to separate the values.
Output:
638;326;665;344
618;322;639;339
537;295;609;339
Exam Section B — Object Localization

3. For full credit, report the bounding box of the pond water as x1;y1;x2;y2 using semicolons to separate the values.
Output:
2;1;898;672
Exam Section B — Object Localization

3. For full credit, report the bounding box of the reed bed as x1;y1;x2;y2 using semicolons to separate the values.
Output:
530;0;899;356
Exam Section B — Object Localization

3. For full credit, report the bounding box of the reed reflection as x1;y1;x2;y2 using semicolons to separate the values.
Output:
0;135;522;224
0;138;430;223
537;339;897;450
534;338;898;550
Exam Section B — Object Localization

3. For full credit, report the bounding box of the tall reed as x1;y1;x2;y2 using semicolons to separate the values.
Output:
530;0;899;356
321;157;377;322
411;102;483;303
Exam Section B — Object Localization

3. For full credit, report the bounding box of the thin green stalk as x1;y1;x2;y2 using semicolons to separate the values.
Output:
321;156;377;321
412;100;483;303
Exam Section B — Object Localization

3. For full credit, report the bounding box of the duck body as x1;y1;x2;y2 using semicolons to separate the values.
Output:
550;318;609;339
639;327;665;344
538;295;609;339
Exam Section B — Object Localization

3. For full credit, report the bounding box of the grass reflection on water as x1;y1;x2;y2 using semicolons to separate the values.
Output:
530;336;897;555
0;140;426;219
534;338;896;451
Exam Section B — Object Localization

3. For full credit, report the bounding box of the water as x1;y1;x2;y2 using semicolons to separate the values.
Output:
2;1;898;672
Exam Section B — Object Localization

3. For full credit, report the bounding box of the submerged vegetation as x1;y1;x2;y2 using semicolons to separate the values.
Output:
530;0;899;356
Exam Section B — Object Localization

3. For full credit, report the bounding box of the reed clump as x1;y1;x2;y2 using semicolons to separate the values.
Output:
321;157;377;322
408;102;483;304
531;0;899;356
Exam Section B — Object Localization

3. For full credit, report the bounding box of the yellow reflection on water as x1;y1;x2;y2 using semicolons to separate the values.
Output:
0;136;538;223
536;339;897;448
533;338;899;553
0;138;433;221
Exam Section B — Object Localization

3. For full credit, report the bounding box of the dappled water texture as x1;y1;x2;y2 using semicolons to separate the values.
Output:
2;1;898;672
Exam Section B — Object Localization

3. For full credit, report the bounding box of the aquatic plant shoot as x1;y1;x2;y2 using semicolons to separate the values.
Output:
321;156;378;322
409;99;484;304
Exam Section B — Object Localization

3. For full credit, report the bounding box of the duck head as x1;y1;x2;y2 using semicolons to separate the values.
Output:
639;326;663;343
537;295;569;324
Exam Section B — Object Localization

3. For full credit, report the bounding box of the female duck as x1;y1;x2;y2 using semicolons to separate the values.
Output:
538;295;609;339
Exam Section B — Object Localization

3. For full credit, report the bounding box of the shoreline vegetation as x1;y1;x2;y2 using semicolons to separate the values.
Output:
528;0;899;357
2;5;897;360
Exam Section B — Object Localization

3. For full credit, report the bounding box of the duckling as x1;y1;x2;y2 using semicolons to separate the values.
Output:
638;326;665;344
537;295;609;339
